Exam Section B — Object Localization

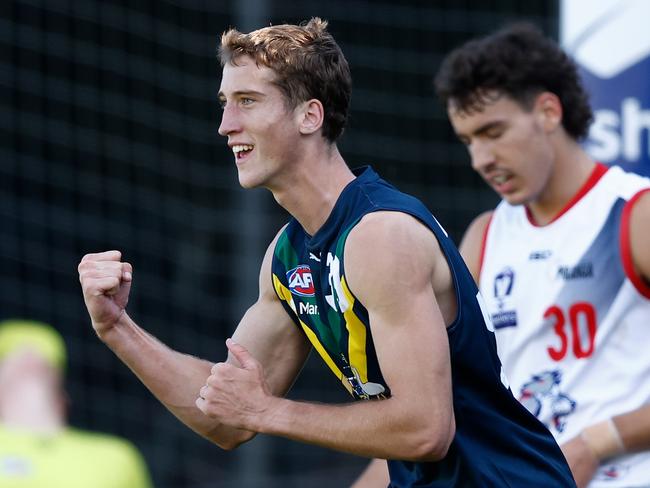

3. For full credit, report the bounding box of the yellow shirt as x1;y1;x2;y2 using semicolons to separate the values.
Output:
0;426;152;488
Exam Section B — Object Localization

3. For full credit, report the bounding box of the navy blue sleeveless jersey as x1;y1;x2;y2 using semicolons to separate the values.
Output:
271;167;575;487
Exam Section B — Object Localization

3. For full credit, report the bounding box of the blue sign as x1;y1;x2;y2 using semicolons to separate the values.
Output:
561;0;650;177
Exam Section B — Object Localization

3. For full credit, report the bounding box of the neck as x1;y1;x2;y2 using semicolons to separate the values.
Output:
526;136;596;225
270;144;355;235
1;381;65;435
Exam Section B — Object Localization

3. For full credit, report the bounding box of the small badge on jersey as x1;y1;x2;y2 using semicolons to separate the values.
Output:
491;267;518;329
556;261;594;281
340;354;387;400
595;463;629;481
529;249;552;260
286;265;315;297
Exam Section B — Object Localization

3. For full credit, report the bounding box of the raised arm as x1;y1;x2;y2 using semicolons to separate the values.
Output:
78;229;310;450
195;211;456;460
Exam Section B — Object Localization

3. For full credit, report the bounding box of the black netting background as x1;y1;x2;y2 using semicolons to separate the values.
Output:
0;1;557;486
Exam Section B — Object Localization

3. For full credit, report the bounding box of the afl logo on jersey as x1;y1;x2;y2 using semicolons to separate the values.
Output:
287;265;315;297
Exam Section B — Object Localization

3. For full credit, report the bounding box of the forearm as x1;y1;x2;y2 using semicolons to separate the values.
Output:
613;405;650;453
579;405;650;461
257;395;453;462
100;313;254;448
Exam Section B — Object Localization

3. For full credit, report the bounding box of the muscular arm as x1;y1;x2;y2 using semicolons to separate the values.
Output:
198;212;456;461
78;230;310;450
458;211;493;283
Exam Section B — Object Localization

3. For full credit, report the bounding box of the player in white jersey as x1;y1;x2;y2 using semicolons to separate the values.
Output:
434;23;650;488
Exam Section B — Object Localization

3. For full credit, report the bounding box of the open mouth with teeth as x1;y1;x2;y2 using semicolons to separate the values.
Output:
233;144;254;160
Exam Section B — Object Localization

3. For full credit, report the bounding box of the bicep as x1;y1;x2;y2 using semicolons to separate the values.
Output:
345;213;453;419
370;282;452;410
231;295;310;397
228;229;311;397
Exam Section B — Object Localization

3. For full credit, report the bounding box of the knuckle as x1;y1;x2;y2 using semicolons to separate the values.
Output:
212;362;227;374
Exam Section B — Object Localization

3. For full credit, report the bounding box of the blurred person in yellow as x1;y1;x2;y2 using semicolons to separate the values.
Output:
0;319;153;488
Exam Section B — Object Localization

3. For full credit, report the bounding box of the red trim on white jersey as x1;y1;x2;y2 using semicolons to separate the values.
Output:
526;163;609;226
620;188;650;299
478;212;494;281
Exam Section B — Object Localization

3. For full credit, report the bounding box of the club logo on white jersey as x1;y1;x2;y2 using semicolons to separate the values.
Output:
491;267;518;329
519;370;576;434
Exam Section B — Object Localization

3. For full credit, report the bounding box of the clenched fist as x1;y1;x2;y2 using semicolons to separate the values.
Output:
78;250;133;337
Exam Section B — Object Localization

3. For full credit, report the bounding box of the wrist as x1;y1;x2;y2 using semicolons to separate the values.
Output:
580;418;625;461
255;396;290;436
93;310;129;343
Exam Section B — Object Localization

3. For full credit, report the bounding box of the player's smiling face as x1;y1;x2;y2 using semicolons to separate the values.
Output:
218;55;304;189
448;93;556;206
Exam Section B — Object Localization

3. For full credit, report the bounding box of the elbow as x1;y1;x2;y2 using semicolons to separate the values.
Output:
407;417;456;462
206;429;256;451
213;438;244;451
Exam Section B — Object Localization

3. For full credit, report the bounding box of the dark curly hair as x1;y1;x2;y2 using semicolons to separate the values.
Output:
434;23;593;141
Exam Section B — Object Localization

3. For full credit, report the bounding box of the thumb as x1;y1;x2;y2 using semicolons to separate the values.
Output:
226;338;257;370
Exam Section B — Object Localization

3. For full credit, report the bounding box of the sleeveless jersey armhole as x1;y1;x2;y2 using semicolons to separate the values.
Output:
270;231;302;329
478;213;494;282
620;188;650;298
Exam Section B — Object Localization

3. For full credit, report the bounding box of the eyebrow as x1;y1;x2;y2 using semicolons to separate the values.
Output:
471;120;505;137
217;90;267;99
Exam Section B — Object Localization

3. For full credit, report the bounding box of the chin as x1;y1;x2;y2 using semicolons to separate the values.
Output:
236;169;264;189
237;177;257;189
501;192;530;207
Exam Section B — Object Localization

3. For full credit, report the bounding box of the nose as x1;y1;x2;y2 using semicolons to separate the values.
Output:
218;103;240;137
468;141;495;173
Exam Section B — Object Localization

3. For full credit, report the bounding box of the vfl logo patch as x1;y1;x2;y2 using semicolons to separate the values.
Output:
286;265;315;297
491;267;517;329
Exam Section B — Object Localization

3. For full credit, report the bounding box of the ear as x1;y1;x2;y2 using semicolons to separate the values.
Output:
298;99;324;135
534;92;563;133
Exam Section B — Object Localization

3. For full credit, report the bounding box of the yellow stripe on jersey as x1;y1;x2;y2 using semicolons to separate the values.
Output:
272;273;353;396
297;317;353;396
341;276;369;383
272;274;296;313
